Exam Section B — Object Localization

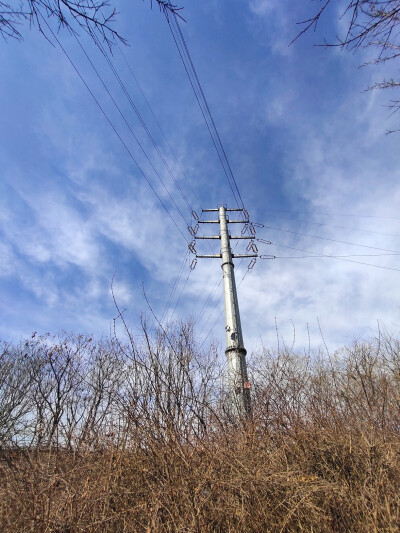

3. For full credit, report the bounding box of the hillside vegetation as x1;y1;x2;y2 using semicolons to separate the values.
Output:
1;324;399;532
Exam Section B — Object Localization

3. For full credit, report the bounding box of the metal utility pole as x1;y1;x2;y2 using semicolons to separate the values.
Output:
194;206;257;418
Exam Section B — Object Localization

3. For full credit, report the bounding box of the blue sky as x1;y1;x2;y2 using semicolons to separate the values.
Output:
1;0;400;352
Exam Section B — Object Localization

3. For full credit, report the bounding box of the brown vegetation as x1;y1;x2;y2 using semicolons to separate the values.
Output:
1;325;399;532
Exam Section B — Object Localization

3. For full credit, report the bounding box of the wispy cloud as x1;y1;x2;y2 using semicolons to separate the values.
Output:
1;0;400;354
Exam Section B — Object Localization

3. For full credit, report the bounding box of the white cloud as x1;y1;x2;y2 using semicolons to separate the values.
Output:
249;0;275;16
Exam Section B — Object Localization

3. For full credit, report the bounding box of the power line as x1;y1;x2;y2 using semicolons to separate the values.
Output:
167;267;192;322
92;35;195;220
266;242;400;273
161;251;189;324
255;213;400;238
194;277;222;327
260;225;400;255
92;34;224;259
166;12;246;214
73;31;190;231
40;14;189;244
274;253;400;258
116;42;203;212
252;208;400;220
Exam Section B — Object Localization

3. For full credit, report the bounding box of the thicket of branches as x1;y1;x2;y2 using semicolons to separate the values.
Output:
0;0;182;45
1;323;400;531
300;0;400;131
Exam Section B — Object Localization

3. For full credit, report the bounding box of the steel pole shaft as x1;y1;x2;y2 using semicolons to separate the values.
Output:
219;206;251;417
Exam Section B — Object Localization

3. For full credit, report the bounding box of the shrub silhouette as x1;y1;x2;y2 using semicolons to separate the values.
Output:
0;324;399;531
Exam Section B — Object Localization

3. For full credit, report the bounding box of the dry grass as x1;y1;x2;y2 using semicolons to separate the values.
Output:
1;326;399;532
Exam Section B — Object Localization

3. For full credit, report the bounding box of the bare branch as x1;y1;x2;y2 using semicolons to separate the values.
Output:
0;0;183;45
297;1;400;131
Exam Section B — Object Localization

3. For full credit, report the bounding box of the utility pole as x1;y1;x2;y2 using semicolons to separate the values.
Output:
193;206;257;418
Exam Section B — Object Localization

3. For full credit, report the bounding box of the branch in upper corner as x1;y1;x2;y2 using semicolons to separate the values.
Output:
294;0;400;132
0;0;184;46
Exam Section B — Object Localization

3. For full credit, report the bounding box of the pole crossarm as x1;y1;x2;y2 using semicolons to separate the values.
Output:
232;254;258;258
196;253;257;259
198;219;250;224
202;208;244;212
195;236;253;240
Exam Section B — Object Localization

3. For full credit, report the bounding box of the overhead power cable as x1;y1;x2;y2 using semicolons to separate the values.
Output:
261;225;400;255
116;42;202;212
193;277;222;327
90;35;218;256
166;12;246;214
161;251;189;324
168;267;192;322
257;213;400;238
267;242;400;273
40;14;188;243
112;45;219;255
252;209;400;220
92;35;195;220
274;253;400;258
73;31;190;231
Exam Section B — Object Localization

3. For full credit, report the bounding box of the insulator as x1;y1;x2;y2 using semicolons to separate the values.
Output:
188;241;197;254
251;243;258;253
248;258;257;270
246;240;254;252
190;258;197;270
243;209;249;219
192;210;199;221
249;224;256;236
188;226;195;236
260;255;276;259
193;223;199;235
257;238;272;245
253;222;264;228
241;223;249;235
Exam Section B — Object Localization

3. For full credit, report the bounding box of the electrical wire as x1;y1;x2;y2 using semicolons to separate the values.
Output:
252;209;400;220
93;35;222;258
255;213;400;238
266;242;400;273
72;31;190;231
260;225;400;255
161;251;189;324
39;14;189;244
116;42;202;212
193;277;222;327
167;267;192;322
274;253;400;258
166;12;246;215
92;35;195;220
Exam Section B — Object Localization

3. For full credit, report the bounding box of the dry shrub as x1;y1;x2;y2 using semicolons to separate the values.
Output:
0;325;399;532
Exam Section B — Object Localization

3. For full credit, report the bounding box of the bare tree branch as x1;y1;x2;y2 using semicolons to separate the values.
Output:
0;0;183;45
297;1;400;131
